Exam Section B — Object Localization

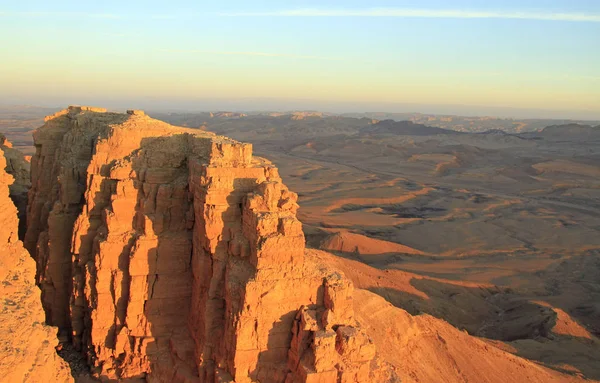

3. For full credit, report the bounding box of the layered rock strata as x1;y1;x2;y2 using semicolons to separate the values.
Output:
0;147;73;382
25;107;392;382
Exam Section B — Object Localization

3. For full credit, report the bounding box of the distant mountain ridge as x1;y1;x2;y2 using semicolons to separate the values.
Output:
342;112;600;134
541;123;600;133
517;123;600;141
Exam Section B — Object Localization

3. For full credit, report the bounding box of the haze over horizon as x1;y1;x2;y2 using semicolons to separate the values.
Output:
1;0;599;119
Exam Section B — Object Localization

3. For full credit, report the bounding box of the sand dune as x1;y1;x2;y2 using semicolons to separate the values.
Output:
320;231;425;255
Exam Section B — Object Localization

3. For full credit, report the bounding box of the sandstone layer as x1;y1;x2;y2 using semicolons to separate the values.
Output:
0;146;73;382
25;107;392;382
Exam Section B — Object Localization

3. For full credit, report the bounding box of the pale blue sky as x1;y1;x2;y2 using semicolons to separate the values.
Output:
1;0;599;118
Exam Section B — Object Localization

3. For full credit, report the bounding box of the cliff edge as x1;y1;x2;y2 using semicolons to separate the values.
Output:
24;106;394;382
1;133;31;237
0;146;73;382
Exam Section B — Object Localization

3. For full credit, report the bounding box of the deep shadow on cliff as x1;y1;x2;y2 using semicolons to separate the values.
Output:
0;145;73;382
0;134;31;239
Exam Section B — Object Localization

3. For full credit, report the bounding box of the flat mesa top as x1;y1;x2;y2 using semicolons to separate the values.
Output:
39;106;264;167
43;105;248;144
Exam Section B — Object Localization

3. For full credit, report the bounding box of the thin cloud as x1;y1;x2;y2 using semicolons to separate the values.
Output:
159;49;345;61
0;11;184;20
218;8;600;22
3;8;599;23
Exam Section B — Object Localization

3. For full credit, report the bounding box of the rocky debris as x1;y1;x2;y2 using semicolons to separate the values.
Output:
25;106;392;381
1;133;31;238
56;341;92;378
0;147;73;382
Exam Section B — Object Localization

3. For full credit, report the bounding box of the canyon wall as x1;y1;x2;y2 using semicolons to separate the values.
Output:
0;146;73;382
25;107;393;382
1;134;31;237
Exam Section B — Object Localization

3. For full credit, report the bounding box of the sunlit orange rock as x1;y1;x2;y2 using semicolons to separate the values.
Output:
25;107;392;382
1;134;30;237
0;147;73;382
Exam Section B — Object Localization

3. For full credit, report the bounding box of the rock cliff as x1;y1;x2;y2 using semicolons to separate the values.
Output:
0;146;73;382
1;133;31;237
25;107;393;382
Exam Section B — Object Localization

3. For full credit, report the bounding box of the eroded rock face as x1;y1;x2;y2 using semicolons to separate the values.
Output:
0;147;73;382
1;134;31;238
25;106;392;382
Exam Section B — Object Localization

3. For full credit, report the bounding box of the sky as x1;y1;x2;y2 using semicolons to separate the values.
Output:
1;0;599;119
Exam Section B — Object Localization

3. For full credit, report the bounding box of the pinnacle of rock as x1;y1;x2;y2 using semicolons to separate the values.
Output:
23;106;390;382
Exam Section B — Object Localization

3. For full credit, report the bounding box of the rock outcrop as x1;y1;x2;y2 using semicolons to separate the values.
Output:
25;106;393;382
0;147;73;382
1;133;31;238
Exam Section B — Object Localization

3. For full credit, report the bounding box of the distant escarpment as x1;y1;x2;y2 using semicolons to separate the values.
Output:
0;146;73;382
525;123;600;141
24;106;393;382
